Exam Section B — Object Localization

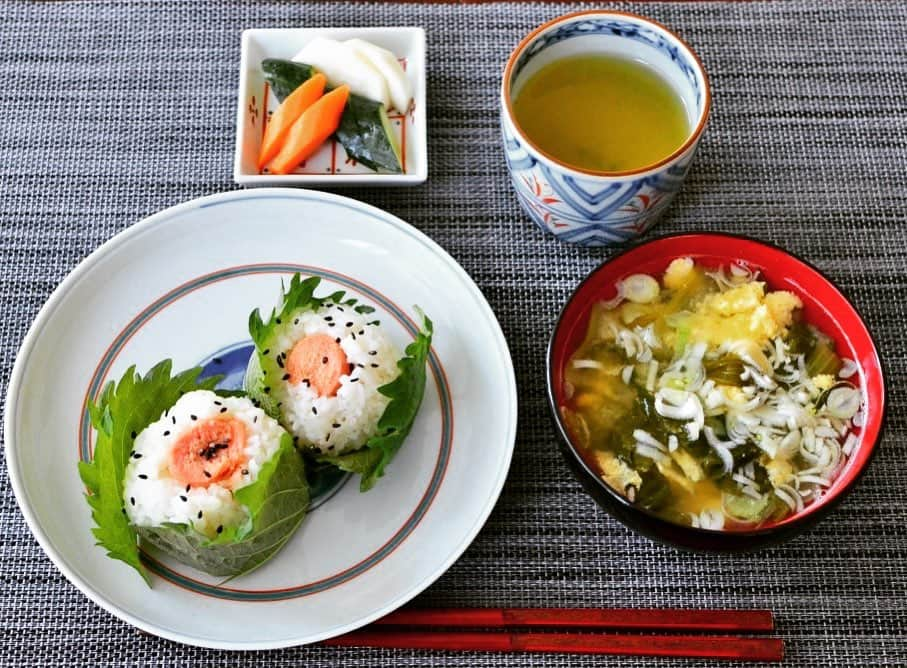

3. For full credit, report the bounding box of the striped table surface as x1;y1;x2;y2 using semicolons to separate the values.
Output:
1;1;906;666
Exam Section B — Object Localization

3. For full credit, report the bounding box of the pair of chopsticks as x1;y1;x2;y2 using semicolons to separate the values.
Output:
322;608;784;661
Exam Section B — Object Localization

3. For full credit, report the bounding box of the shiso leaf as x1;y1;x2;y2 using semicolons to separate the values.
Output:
314;447;383;484
248;274;379;352
316;311;433;491
135;433;309;577
248;274;320;350
78;360;221;585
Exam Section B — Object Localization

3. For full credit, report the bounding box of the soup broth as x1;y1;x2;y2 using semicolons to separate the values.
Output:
561;259;864;531
513;54;690;173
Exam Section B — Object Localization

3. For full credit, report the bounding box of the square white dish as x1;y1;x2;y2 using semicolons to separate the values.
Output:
234;27;427;186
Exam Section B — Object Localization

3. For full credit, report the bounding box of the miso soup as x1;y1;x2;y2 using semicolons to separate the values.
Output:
561;259;864;530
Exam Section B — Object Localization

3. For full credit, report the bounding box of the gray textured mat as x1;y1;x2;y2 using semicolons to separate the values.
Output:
1;1;906;665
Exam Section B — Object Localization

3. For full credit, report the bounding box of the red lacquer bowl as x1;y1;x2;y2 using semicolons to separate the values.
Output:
547;233;887;551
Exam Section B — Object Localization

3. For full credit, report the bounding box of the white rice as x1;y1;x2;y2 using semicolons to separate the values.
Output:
123;390;285;538
269;302;401;455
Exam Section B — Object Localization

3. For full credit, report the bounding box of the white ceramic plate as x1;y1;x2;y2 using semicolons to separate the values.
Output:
235;27;427;186
5;189;515;649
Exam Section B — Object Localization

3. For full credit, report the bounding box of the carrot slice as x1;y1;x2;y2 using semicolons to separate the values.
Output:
286;332;349;397
258;73;327;170
268;85;350;175
169;417;248;487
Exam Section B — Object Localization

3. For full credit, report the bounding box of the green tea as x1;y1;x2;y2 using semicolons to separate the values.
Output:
513;54;690;173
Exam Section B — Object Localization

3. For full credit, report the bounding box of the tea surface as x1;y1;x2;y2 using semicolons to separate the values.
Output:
513;54;690;173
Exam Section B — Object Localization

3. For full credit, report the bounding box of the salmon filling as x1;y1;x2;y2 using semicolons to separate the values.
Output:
169;417;248;487
286;333;349;397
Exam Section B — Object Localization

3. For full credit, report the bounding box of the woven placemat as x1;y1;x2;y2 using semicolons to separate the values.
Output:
1;1;905;665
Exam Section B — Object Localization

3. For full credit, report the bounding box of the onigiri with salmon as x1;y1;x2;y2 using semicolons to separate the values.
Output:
244;274;432;491
79;361;309;581
78;275;431;584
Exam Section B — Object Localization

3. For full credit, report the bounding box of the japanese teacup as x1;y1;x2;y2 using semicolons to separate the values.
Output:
501;11;711;247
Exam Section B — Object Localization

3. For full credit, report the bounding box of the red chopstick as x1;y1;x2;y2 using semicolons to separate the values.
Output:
323;608;782;660
323;630;784;661
373;607;774;633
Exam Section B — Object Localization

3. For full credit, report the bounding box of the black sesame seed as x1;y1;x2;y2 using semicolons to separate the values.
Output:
130;497;135;506
242;469;249;475
197;511;203;519
312;407;318;415
180;495;187;502
171;416;176;425
276;318;281;324
133;453;142;460
332;423;341;428
345;322;353;328
186;484;191;492
335;337;341;344
328;445;335;451
121;508;126;515
163;430;170;437
216;525;223;534
212;357;222;365
164;408;169;417
324;316;333;322
294;318;299;325
371;363;379;368
191;414;198;421
369;350;377;355
358;330;364;336
328;322;335;327
129;450;135;457
263;348;270;355
326;433;331;441
337;307;344;312
203;470;212;478
282;373;290;381
350;378;359;383
214;400;222;406
351;333;357;341
322;356;328;364
138;474;148;480
303;379;310;387
356;364;365;369
277;358;285;369
253;399;261;408
253;415;258;423
263;387;271;395
220;407;228;413
131;431;137;439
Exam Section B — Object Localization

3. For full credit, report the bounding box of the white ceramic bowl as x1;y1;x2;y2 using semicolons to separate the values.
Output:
235;28;427;186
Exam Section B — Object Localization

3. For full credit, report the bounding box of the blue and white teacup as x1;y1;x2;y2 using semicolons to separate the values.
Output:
500;11;711;247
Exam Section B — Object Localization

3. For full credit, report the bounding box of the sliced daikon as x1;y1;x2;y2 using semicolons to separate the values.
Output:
345;38;413;112
292;37;390;107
